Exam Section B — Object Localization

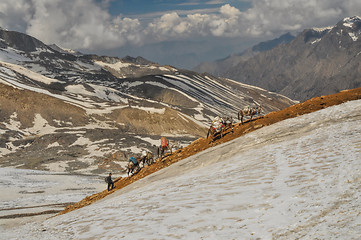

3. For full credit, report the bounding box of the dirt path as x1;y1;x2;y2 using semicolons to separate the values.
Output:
59;87;361;215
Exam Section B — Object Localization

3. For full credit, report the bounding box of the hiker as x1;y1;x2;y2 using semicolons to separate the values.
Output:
105;172;114;191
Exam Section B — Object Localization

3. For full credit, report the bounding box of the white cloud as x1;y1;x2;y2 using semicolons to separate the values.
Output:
0;0;360;52
0;0;143;50
145;4;242;40
239;0;349;36
220;3;241;18
0;0;32;32
26;0;143;50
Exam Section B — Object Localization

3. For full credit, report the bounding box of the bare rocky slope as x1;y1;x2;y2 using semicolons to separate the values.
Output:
0;28;294;176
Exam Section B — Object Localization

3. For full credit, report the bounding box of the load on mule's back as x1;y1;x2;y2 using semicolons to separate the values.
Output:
223;116;233;131
207;116;225;142
161;136;168;148
238;105;263;124
127;156;141;176
158;136;172;159
140;150;154;167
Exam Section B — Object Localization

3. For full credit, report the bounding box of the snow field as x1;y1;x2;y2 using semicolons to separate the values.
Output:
1;99;360;239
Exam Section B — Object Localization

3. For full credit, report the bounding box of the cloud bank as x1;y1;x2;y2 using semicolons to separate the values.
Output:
0;0;360;52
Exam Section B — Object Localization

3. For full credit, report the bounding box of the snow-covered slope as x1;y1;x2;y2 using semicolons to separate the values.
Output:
3;99;360;239
0;168;104;228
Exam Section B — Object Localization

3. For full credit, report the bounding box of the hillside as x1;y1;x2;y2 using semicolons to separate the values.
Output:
0;28;295;176
2;87;360;239
60;87;361;214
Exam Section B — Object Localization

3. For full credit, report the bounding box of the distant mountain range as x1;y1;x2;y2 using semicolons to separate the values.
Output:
0;28;294;175
193;32;295;76
194;16;361;101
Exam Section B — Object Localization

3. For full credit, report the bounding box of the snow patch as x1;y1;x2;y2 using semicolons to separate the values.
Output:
43;161;69;172
71;137;90;146
133;136;159;146
348;32;359;41
94;60;131;69
8;112;22;130
132;106;166;114
47;142;60;148
27;114;57;135
0;48;32;63
311;38;321;44
0;61;62;84
343;16;361;28
120;145;143;155
178;112;208;128
0;167;104;228
312;26;333;32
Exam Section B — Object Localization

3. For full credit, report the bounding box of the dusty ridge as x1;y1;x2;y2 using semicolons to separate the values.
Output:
59;87;361;215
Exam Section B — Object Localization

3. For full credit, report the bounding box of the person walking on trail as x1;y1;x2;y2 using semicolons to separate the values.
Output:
105;172;114;191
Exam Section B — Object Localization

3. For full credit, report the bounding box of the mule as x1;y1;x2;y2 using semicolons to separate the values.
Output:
238;105;263;124
223;116;233;131
207;116;224;142
158;144;172;159
158;137;172;159
126;161;140;177
140;151;154;167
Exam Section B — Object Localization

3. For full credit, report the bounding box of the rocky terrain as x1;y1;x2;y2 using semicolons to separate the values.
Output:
0;28;295;176
196;16;361;102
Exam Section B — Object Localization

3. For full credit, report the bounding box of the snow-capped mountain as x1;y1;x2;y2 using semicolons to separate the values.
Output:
210;16;361;101
0;28;295;175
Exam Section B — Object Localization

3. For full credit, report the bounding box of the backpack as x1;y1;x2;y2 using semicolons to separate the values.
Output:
105;176;109;183
161;137;168;148
129;157;138;165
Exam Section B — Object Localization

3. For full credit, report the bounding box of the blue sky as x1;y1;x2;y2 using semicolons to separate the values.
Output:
0;0;360;69
107;0;250;19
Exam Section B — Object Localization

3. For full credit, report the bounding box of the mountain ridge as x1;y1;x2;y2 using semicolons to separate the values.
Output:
192;32;295;76
0;27;295;176
221;16;361;101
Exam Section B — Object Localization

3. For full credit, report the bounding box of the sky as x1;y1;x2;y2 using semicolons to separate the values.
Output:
0;0;360;69
1;99;360;239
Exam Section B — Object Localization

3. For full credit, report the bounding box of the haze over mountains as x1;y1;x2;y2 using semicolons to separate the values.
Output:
193;32;295;77
195;16;361;101
0;27;294;175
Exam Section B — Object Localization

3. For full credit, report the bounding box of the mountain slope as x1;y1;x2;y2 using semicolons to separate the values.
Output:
0;28;295;175
60;87;361;214
2;88;360;239
222;16;361;101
